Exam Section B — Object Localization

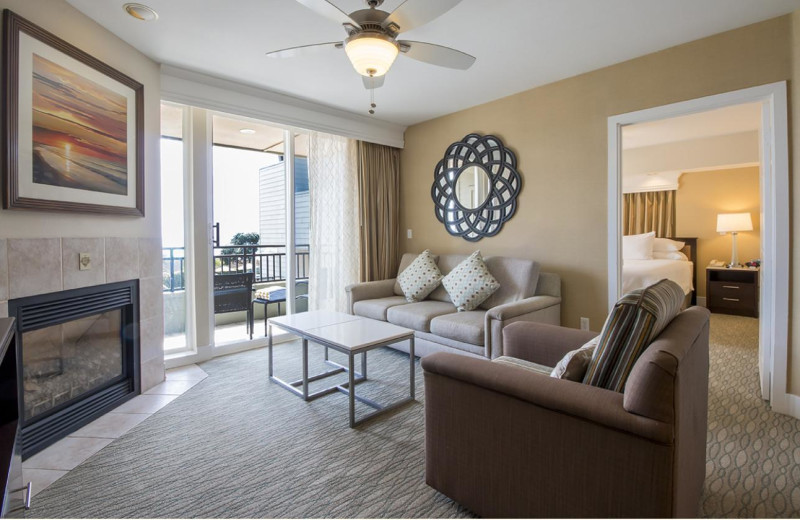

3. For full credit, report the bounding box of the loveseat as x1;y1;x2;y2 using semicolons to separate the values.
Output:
345;253;561;359
423;306;711;517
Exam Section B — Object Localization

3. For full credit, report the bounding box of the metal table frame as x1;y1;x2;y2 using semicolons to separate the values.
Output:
267;321;415;428
267;320;415;427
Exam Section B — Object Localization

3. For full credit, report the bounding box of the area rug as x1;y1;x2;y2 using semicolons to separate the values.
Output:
26;314;800;517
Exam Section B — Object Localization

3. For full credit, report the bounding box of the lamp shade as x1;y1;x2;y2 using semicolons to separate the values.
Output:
344;34;399;77
716;212;753;233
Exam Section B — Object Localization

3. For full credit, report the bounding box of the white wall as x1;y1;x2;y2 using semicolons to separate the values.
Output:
0;0;161;240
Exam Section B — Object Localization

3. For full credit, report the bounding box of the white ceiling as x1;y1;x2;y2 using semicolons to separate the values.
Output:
622;102;762;149
67;0;800;126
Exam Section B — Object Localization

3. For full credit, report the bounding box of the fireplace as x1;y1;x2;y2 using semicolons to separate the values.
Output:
9;280;140;458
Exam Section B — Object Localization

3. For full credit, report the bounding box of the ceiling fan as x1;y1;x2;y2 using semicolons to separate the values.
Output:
267;0;476;93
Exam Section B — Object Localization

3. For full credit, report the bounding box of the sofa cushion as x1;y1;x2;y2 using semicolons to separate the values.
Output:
386;301;457;332
492;356;552;375
394;252;439;296
430;310;485;346
583;279;685;392
352;296;408;321
397;249;443;302
442;251;500;311
550;336;598;381
480;256;540;309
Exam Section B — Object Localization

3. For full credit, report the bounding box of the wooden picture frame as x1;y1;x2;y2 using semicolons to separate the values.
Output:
2;10;144;216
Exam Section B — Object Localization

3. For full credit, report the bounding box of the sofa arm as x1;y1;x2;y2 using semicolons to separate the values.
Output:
484;295;562;358
503;321;598;367
421;352;670;443
345;279;397;314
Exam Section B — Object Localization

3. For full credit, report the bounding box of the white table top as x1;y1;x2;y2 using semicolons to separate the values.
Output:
269;311;413;352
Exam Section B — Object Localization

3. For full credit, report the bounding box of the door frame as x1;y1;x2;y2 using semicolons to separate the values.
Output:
607;82;793;417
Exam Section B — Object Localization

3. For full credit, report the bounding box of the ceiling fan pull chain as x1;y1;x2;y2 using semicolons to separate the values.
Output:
368;70;377;114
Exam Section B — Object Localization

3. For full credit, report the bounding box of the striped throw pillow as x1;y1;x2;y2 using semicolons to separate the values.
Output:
582;279;684;392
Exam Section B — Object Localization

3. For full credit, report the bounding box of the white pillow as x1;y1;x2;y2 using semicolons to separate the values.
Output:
653;237;685;252
622;232;655;260
652;251;689;261
550;336;599;381
397;249;443;302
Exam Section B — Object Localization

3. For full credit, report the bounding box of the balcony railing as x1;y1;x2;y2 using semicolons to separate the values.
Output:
162;244;310;292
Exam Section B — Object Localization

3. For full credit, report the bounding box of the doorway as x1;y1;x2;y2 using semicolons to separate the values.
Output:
607;82;792;417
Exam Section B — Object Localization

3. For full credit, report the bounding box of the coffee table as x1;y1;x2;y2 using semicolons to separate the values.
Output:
267;311;415;427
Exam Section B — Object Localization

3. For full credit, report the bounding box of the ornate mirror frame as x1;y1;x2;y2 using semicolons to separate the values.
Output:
431;133;522;241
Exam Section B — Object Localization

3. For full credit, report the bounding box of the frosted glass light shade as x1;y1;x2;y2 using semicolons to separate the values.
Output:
716;212;753;233
344;35;398;77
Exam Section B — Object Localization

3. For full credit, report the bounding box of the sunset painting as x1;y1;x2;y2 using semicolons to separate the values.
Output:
32;53;128;196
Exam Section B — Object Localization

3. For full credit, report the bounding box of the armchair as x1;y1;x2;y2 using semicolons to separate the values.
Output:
422;306;710;518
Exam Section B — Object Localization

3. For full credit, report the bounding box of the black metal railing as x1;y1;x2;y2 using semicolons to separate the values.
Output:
162;245;310;292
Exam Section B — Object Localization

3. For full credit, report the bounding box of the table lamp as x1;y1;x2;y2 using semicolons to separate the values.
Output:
716;212;753;267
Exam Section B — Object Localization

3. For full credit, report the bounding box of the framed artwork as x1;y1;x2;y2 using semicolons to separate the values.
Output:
3;10;144;216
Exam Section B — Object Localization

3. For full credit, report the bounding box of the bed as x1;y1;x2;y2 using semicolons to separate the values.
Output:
622;236;697;306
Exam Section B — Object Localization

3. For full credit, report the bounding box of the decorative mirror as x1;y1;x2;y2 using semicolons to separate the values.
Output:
431;134;522;241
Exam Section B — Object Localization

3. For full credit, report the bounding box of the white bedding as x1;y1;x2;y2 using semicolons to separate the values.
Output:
622;259;694;295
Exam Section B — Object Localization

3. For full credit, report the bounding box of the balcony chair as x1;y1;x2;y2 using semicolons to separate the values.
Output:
213;273;255;336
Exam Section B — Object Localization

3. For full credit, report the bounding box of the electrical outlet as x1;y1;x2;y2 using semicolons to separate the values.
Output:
407;229;413;239
79;253;91;271
580;317;590;331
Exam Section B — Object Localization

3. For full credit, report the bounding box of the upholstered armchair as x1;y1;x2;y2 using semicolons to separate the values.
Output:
422;306;710;518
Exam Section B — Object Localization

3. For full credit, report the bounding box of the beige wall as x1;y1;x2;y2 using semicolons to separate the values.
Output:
0;0;161;239
675;167;761;298
401;15;791;334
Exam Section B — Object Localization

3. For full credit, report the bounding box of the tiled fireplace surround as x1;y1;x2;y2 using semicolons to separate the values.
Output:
0;237;165;392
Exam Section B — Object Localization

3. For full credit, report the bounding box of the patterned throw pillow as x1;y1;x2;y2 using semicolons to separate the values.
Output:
441;251;500;311
396;249;443;302
582;279;685;392
550;336;598;381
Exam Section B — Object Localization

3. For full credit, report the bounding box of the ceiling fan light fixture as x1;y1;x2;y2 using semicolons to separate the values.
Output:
344;34;398;77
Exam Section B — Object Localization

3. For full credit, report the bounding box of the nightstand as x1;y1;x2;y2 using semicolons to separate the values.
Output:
706;267;759;317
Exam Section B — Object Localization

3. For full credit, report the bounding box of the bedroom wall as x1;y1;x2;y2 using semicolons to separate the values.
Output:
401;14;791;333
675;166;761;298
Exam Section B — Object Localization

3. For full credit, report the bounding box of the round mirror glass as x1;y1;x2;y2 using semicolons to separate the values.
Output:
454;165;491;209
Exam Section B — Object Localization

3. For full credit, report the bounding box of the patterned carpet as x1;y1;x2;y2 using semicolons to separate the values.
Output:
25;314;800;517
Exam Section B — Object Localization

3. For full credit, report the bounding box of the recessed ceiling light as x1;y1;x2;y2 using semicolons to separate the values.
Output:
123;3;159;21
239;128;256;135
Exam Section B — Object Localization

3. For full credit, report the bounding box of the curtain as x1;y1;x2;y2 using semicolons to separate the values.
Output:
358;141;401;282
623;190;676;237
307;132;360;312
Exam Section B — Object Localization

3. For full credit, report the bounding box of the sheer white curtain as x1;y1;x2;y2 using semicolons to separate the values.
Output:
307;132;360;312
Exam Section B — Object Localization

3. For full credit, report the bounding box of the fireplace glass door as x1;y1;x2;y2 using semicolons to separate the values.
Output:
22;310;123;422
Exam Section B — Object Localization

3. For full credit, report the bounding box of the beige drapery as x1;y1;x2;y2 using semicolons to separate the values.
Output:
623;190;676;237
358;141;401;282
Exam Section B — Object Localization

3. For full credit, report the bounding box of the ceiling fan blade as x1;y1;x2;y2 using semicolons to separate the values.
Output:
399;41;475;70
362;75;385;90
382;0;462;34
266;42;341;59
295;0;358;27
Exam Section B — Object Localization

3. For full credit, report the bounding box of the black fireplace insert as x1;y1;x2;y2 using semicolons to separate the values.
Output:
9;280;140;458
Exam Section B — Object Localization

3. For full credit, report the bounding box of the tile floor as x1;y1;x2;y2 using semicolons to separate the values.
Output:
21;364;208;498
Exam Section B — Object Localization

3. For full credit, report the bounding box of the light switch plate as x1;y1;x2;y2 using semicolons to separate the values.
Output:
79;253;91;271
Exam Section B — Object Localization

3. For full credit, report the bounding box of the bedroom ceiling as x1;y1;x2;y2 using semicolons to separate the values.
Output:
622;102;762;150
66;0;800;126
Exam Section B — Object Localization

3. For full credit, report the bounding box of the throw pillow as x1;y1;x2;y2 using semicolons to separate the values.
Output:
622;231;655;260
396;249;443;302
582;279;684;392
550;336;599;381
653;237;685;252
441;251;500;311
493;356;552;376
